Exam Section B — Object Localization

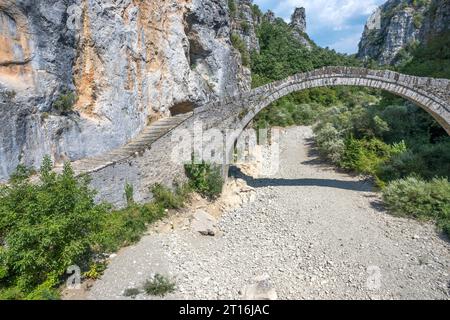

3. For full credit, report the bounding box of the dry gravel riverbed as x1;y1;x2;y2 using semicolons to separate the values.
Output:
84;126;449;300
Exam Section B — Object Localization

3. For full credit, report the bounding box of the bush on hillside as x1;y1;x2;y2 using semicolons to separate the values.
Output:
53;91;77;113
383;177;450;237
231;33;250;67
151;183;190;210
0;157;109;298
185;160;224;200
0;158;187;299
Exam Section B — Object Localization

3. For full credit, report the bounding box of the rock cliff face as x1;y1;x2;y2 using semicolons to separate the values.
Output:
358;0;450;65
232;0;260;53
289;7;313;50
263;10;276;24
0;0;250;181
0;0;316;182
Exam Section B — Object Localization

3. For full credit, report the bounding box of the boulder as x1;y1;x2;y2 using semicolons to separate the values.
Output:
242;274;278;300
191;210;217;236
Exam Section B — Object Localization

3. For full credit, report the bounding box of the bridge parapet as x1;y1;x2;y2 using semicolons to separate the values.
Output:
198;67;450;118
198;67;450;135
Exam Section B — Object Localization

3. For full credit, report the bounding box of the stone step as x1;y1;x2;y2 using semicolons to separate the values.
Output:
148;126;176;131
121;146;141;152
67;112;193;174
74;157;111;166
138;133;161;139
139;131;169;139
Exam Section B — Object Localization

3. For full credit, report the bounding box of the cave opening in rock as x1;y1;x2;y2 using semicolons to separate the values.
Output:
170;101;194;116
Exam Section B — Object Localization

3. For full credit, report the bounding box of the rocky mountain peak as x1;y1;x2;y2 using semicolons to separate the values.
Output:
290;7;306;33
358;0;450;65
290;7;312;50
264;10;276;23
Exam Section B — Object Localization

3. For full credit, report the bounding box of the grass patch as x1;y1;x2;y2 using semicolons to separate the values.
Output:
143;274;176;297
151;183;190;210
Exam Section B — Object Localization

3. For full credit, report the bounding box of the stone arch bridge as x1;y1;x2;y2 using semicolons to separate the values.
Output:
61;67;450;206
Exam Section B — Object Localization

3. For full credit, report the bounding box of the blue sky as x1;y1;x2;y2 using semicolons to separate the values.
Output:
253;0;386;54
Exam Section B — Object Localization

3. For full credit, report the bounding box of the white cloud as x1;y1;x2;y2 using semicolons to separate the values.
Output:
327;33;363;53
273;0;383;32
254;0;386;53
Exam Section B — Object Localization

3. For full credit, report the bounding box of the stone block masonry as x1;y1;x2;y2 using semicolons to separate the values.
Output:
59;67;450;207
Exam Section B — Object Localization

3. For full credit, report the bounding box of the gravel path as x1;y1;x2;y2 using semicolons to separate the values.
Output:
88;126;449;300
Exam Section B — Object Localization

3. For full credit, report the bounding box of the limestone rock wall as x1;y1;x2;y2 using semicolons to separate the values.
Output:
358;0;450;65
231;0;260;53
0;0;250;181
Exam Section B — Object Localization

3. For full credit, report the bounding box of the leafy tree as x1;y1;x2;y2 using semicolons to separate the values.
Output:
0;157;109;298
0;158;185;299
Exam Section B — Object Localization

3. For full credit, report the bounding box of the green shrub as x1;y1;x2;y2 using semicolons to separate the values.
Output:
143;274;176;297
0;156;109;297
377;137;450;183
251;4;262;19
378;149;418;181
150;183;190;210
311;88;449;187
439;219;450;239
185;160;224;200
53;91;77;113
340;137;406;177
228;0;236;16
83;263;107;280
231;33;250;67
124;183;134;207
92;202;166;253
0;157;185;299
291;103;318;125
8;165;35;184
314;123;345;163
383;177;450;237
24;279;60;300
413;13;423;29
241;21;250;34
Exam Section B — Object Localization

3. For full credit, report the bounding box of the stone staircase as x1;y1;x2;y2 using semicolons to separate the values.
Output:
57;112;193;176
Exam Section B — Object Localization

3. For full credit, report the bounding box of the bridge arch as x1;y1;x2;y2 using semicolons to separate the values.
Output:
34;68;450;206
228;67;450;136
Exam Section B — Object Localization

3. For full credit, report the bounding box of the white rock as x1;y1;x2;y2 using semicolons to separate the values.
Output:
242;275;278;300
191;210;218;236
